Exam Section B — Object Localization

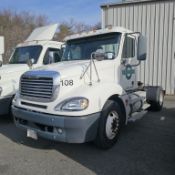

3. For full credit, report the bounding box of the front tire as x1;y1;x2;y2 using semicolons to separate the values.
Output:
94;100;124;149
9;95;15;119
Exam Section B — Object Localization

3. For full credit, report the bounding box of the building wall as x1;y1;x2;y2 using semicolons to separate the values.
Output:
101;0;175;94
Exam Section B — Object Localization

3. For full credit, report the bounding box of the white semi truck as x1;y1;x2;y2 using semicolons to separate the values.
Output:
0;24;63;115
12;27;164;149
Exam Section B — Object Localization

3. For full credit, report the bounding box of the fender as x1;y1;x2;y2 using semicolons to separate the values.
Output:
88;82;124;109
49;82;125;116
0;80;18;98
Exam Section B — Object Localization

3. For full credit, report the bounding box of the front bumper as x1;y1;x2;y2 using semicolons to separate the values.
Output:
12;106;100;143
0;96;12;115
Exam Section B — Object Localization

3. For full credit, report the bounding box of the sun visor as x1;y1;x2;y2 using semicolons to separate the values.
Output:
26;24;58;42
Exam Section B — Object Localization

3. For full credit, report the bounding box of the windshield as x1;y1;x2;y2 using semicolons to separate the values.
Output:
9;45;42;64
62;33;121;61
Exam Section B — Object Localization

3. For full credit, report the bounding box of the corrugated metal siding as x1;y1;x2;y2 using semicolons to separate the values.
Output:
173;3;175;94
102;0;175;94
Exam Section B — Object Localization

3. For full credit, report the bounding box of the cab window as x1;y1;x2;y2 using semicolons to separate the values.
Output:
43;48;61;65
9;45;42;64
122;37;135;58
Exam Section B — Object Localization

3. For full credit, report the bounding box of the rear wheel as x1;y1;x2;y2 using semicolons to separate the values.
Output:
146;86;164;111
94;100;124;149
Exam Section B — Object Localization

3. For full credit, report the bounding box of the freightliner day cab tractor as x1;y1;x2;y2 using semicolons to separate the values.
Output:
0;36;5;66
0;24;63;116
12;27;164;149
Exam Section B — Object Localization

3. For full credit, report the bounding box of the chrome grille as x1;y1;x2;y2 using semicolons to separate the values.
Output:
20;70;60;102
21;76;53;100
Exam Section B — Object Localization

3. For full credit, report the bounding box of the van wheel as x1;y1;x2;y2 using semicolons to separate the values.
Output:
94;100;123;149
146;86;164;111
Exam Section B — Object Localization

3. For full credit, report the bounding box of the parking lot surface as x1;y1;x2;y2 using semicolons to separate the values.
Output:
0;96;174;175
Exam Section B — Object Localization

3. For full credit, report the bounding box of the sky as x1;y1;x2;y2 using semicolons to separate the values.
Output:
0;0;121;25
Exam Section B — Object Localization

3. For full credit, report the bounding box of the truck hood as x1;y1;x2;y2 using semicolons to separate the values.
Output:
34;60;90;78
27;59;116;86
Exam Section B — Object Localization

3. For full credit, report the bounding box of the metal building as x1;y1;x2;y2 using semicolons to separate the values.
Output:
101;0;175;95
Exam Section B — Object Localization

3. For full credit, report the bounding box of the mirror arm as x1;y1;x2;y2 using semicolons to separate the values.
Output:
121;59;126;65
80;52;101;84
121;59;140;67
131;60;141;67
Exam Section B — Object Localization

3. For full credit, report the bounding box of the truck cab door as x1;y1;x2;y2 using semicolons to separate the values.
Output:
120;35;137;91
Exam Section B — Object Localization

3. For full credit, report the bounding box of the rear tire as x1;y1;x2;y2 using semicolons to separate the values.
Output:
94;100;124;149
146;86;164;111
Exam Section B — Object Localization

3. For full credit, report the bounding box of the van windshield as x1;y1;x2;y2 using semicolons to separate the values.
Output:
9;45;42;64
62;33;121;61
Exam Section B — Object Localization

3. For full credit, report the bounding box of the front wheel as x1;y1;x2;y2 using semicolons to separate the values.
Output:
94;100;124;149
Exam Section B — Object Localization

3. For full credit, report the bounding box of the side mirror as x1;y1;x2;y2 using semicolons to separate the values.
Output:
0;36;4;55
27;58;35;69
138;35;147;61
0;36;4;67
92;52;105;61
105;52;115;60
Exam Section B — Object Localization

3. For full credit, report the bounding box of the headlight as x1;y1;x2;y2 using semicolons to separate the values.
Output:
0;87;2;96
55;97;89;111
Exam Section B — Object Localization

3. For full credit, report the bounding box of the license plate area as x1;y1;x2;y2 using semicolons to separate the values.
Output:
27;129;38;140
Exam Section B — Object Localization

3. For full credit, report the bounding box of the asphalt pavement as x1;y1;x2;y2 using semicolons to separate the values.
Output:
0;96;174;175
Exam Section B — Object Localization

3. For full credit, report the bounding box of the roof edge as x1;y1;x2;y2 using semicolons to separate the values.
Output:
101;0;174;8
64;27;132;41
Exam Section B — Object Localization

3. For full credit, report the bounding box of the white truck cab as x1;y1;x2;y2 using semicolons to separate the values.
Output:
12;27;164;149
0;24;63;115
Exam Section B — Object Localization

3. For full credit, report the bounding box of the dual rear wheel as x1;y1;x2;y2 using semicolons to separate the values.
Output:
146;86;164;111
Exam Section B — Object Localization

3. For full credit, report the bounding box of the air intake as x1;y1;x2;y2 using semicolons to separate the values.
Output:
20;70;60;102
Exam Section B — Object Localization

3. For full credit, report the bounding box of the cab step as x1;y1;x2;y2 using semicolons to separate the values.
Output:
128;110;147;122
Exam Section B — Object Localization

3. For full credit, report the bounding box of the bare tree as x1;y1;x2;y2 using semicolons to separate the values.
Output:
93;22;101;30
0;9;101;63
55;19;101;42
54;20;74;41
0;9;48;63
